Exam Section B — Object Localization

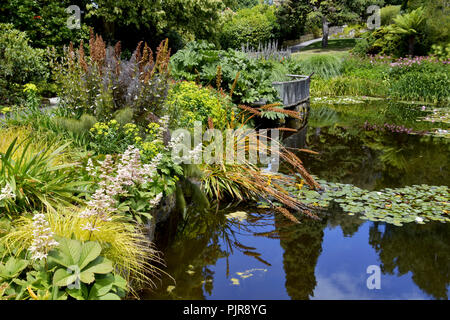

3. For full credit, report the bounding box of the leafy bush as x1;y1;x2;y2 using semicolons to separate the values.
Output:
0;225;129;300
0;0;89;51
220;4;279;49
170;41;281;104
1;206;165;298
0;24;48;104
165;81;234;130
390;71;450;104
430;44;450;62
380;5;401;26
352;26;404;57
311;76;389;98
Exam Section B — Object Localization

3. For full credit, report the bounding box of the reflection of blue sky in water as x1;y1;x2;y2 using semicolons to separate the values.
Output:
312;223;436;300
202;218;448;300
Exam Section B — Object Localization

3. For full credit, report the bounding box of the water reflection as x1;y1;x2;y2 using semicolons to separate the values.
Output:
142;100;449;300
143;204;449;300
369;222;450;300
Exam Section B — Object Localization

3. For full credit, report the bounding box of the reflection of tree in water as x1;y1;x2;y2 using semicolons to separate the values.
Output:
275;214;327;300
325;204;365;237
303;126;449;190
143;208;229;300
369;222;450;300
303;126;383;189
362;132;450;188
143;205;275;299
275;207;366;300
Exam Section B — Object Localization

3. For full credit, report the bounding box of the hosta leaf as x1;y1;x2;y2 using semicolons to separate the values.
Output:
78;241;102;270
53;268;79;287
83;256;113;276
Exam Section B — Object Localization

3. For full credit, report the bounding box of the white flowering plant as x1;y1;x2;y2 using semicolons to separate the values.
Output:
82;144;182;227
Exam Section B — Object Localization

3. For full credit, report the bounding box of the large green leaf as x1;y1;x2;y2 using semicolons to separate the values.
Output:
0;257;29;280
80;256;113;284
49;238;113;286
48;237;82;268
53;268;78;287
78;241;102;270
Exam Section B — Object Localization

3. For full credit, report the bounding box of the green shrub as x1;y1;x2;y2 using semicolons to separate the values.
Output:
311;76;389;97
0;138;87;217
165;81;234;130
353;27;405;57
0;0;89;51
0;24;48;104
380;5;401;26
53;34;171;123
430;43;450;62
220;4;279;49
170;41;281;104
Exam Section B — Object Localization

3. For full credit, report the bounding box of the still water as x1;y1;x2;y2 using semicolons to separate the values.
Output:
143;100;450;300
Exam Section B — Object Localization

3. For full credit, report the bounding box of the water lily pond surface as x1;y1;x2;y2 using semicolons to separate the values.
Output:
143;99;449;300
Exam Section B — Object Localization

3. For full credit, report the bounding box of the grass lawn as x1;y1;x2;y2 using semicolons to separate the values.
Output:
292;38;357;61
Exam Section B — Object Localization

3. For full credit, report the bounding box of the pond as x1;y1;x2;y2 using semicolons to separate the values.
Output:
142;99;450;300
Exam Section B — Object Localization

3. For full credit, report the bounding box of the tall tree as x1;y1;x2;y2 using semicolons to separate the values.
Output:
85;0;227;50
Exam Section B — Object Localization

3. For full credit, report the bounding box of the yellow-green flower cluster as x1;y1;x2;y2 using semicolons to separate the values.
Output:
124;123;139;135
23;83;38;93
1;107;11;114
90;119;122;136
145;122;160;136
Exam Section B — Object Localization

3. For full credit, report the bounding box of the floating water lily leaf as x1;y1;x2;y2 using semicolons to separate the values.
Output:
294;176;450;226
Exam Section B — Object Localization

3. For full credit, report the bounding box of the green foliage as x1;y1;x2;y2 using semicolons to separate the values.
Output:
0;138;88;217
292;55;343;79
276;0;310;41
311;76;389;98
165;81;234;130
293;179;450;226
390;71;450;104
55;114;97;136
430;43;450;62
86;0;226;48
220;4;279;49
0;236;127;300
380;5;401;26
0;0;89;50
53;36;171;123
386;7;426;55
88;120;140;155
0;24;48;105
0;257;29;281
49;238;113;286
170;41;281;104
